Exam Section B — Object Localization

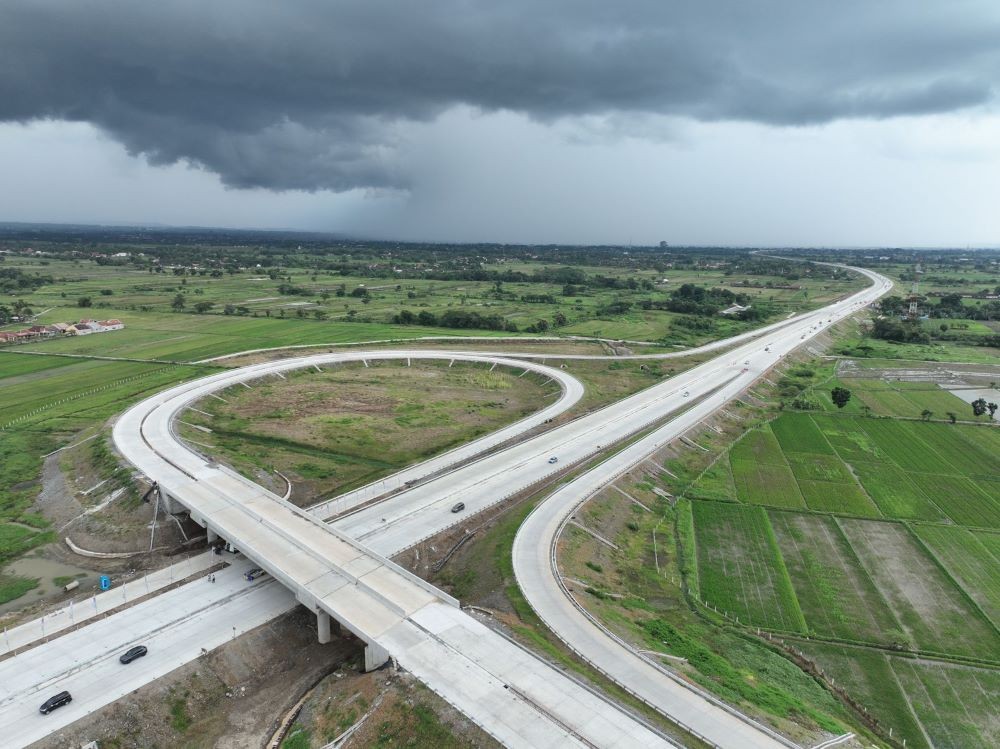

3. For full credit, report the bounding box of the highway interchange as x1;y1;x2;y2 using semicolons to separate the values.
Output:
0;264;892;748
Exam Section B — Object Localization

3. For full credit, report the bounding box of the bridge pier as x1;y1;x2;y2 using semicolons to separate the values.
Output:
364;643;389;672
159;488;184;515
317;611;331;644
206;528;218;545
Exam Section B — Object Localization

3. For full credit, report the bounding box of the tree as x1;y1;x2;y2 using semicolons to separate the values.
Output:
987;402;998;419
223;304;236;315
921;409;933;421
946;411;957;424
171;294;186;311
830;387;852;409
193;301;214;314
971;398;988;417
77;296;92;308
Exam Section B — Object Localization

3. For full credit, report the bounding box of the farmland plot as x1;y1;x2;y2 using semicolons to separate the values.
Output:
855;387;919;417
912;422;1000;479
859;420;954;475
769;512;901;643
816;417;886;464
730;459;805;509
851;462;945;520
839;518;1000;660
801;643;929;749
0;352;79;381
770;413;835;454
890;659;1000;749
685;458;737;502
692;502;806;632
974;529;1000;561
914;525;1000;628
786;454;879;516
729;426;786;465
908;474;1000;529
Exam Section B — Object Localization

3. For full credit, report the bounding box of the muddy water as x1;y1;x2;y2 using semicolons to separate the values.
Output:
0;553;98;616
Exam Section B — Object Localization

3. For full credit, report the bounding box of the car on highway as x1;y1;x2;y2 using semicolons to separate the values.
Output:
39;691;72;714
682;391;689;397
119;645;148;664
548;456;558;464
451;502;466;513
244;568;266;581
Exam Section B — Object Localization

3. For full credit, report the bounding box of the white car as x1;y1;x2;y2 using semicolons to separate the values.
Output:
548;456;558;464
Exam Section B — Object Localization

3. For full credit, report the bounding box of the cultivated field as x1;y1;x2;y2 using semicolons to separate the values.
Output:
768;512;901;643
691;502;806;632
838;518;1000;661
913;524;1000;628
803;641;1000;749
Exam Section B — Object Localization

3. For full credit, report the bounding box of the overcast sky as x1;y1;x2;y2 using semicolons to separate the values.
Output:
1;1;999;246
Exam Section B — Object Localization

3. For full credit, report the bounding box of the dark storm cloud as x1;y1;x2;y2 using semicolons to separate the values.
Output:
1;1;997;191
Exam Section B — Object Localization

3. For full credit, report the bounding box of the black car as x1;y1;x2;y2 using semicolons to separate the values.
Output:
39;691;72;714
119;645;148;664
451;502;466;513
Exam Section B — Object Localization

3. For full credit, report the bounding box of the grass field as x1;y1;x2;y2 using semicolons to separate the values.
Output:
838;518;1000;661
180;361;559;504
768;512;902;643
913;525;1000;628
9;306;490;363
691;501;806;632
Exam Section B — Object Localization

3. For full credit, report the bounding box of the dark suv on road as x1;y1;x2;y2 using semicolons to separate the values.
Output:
119;645;148;664
39;691;72;714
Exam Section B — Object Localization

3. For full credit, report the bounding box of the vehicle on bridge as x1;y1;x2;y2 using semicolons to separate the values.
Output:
119;645;148;664
451;502;465;513
39;691;72;714
548;456;558;464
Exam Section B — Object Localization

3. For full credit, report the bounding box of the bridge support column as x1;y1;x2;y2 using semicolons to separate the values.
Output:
159;489;183;515
364;643;389;672
317;611;332;644
206;529;218;545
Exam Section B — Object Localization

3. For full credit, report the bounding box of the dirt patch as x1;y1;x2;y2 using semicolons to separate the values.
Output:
1;443;201;625
286;666;500;749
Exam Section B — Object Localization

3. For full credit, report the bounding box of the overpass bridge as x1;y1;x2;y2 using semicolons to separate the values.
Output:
113;352;673;748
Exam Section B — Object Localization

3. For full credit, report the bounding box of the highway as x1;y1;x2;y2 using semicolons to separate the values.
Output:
0;265;892;748
0;558;297;748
